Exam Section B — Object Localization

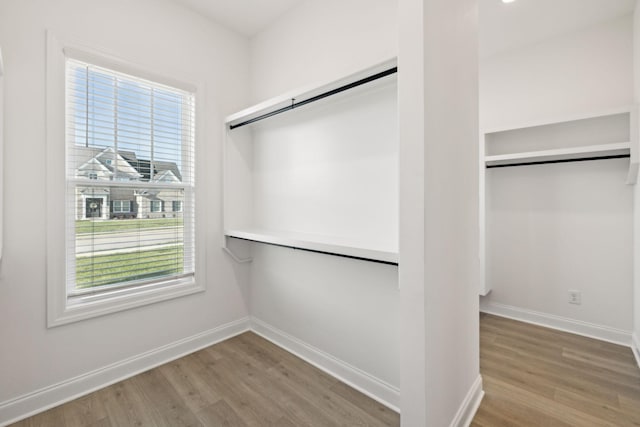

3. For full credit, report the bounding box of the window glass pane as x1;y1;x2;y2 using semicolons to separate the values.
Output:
66;59;195;296
75;188;186;289
150;200;163;212
111;200;132;214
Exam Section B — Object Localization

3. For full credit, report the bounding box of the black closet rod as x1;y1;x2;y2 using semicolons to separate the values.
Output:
229;67;398;130
486;154;630;169
228;236;399;266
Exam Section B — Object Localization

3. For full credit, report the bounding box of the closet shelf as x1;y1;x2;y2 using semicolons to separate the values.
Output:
485;142;630;167
225;57;397;129
225;229;398;265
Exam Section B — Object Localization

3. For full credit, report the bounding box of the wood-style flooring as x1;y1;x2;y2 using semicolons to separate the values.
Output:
12;314;640;426
472;313;640;426
10;332;399;427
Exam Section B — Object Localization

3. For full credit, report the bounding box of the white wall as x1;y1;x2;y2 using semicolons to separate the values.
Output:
249;0;398;103
247;0;401;409
0;0;250;421
421;0;481;425
480;16;635;339
481;15;634;128
485;160;633;331
251;79;398;250
634;0;640;358
397;0;427;422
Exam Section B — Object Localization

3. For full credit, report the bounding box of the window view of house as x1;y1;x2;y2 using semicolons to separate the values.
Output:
75;146;184;220
66;59;195;294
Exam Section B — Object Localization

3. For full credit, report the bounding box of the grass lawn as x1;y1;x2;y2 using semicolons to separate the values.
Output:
76;246;184;289
76;218;183;234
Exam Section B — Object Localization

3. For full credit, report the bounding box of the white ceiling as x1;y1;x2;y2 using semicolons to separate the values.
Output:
480;0;636;57
175;0;305;36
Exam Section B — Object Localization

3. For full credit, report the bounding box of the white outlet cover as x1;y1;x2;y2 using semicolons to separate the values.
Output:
568;290;581;305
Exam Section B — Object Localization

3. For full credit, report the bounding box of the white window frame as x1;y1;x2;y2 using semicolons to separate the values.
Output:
173;200;183;212
46;33;205;327
113;200;131;213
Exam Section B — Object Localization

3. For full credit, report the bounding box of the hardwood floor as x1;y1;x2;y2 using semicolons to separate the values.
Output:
10;332;399;427
472;313;640;427
12;314;640;426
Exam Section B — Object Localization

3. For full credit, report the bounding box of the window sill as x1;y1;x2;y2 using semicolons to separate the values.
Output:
47;277;204;328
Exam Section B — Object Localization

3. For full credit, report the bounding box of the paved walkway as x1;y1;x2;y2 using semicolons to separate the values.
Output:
76;226;183;255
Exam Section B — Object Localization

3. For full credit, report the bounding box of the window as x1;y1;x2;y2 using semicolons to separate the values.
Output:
66;58;195;295
45;44;200;326
113;200;131;213
172;200;183;212
150;200;163;213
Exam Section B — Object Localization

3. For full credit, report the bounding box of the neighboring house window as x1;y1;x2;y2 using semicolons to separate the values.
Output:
173;201;183;212
113;200;131;213
48;49;198;326
150;200;163;213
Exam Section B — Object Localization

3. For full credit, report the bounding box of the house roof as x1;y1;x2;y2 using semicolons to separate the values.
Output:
153;169;180;183
74;146;182;182
77;158;113;175
154;161;182;181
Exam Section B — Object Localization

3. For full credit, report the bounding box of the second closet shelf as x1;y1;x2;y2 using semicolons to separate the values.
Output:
485;142;630;167
225;228;398;265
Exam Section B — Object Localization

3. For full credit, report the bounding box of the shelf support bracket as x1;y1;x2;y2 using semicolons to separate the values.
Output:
222;245;252;264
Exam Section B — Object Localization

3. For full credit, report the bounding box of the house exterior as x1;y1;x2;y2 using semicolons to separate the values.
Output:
74;147;184;220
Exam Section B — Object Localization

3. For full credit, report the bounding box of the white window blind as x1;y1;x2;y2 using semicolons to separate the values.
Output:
65;58;195;299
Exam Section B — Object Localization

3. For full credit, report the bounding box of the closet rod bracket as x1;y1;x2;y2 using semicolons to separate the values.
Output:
222;246;253;264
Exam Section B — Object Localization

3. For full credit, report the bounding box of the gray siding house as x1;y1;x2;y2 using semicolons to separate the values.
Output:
74;147;184;220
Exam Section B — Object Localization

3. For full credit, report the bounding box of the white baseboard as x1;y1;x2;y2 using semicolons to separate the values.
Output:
480;301;632;347
250;316;400;412
449;375;484;427
0;317;250;427
632;332;640;370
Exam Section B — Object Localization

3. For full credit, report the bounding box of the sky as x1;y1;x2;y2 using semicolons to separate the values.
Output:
68;60;192;174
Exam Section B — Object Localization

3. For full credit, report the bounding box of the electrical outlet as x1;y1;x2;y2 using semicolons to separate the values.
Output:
568;290;581;305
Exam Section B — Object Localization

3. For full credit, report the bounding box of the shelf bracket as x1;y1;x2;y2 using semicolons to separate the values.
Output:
222;245;253;264
223;246;252;263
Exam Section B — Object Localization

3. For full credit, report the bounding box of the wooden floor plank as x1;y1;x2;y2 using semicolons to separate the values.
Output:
11;405;67;427
62;393;108;427
191;350;284;426
561;347;640;379
554;388;640;427
130;369;203;427
214;344;340;427
157;358;220;413
92;379;157;427
472;313;640;426
195;399;249;427
329;381;399;427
